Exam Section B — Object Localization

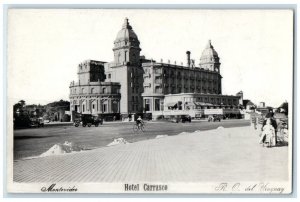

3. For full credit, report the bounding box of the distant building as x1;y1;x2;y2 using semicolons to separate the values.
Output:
259;102;265;108
243;99;256;112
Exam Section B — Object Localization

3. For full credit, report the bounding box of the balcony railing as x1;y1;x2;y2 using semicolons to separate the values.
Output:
143;83;151;87
143;73;151;78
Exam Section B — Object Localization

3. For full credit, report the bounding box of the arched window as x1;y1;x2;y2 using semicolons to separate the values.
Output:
117;52;121;63
125;51;127;62
102;88;106;94
91;88;94;94
82;88;85;94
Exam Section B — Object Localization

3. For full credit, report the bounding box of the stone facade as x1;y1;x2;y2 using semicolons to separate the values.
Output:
69;18;242;120
141;40;241;116
104;18;144;116
69;60;121;120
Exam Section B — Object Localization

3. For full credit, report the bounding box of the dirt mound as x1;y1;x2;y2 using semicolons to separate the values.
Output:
40;141;84;157
156;135;168;139
178;132;191;135
107;138;129;146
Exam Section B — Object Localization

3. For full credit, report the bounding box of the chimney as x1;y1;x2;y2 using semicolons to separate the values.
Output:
186;51;191;67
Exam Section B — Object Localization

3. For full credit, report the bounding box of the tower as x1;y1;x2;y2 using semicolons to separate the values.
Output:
199;40;221;73
78;60;106;85
113;18;141;66
236;91;244;105
199;40;222;94
106;18;144;116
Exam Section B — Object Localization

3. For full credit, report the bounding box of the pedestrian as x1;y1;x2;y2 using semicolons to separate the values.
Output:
258;114;264;129
262;112;278;145
251;115;257;130
260;118;276;147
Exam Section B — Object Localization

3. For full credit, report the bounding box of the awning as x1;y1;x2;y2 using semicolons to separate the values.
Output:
194;102;208;106
167;102;178;107
185;102;196;106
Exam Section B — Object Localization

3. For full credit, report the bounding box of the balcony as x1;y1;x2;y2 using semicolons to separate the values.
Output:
143;73;151;78
143;83;151;87
154;68;162;74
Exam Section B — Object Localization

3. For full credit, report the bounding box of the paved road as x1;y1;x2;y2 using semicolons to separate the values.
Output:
13;119;250;160
13;125;289;188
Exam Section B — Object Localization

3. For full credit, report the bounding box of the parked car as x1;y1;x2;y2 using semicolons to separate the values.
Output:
29;117;44;127
208;115;221;122
43;119;50;123
169;115;192;123
74;114;103;127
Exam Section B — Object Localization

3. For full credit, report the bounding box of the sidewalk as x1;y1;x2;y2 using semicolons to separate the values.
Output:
13;126;289;183
44;122;73;127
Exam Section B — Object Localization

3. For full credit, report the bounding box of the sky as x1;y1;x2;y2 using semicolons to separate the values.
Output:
7;9;293;107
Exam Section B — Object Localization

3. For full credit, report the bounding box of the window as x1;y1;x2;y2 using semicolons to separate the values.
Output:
118;53;121;63
92;104;95;109
112;101;118;113
160;100;164;111
102;88;106;94
102;104;107;112
82;105;85;112
91;88;94;94
155;68;162;74
145;99;150;111
155;99;160;111
81;88;85;94
108;74;111;79
155;77;162;84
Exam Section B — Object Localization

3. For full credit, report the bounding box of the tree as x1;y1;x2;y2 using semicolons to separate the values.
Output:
278;102;288;115
13;100;31;128
13;100;26;114
19;100;26;107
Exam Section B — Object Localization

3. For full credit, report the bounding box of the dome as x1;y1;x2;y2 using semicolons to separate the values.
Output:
200;40;220;64
115;18;139;42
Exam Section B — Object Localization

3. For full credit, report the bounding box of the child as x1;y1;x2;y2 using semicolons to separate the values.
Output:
260;118;275;147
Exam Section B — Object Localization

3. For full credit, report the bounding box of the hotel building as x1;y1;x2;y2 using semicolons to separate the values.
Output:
69;18;241;120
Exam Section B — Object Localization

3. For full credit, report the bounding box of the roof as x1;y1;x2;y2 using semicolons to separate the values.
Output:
243;100;255;106
200;40;220;64
115;18;139;42
186;102;214;106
